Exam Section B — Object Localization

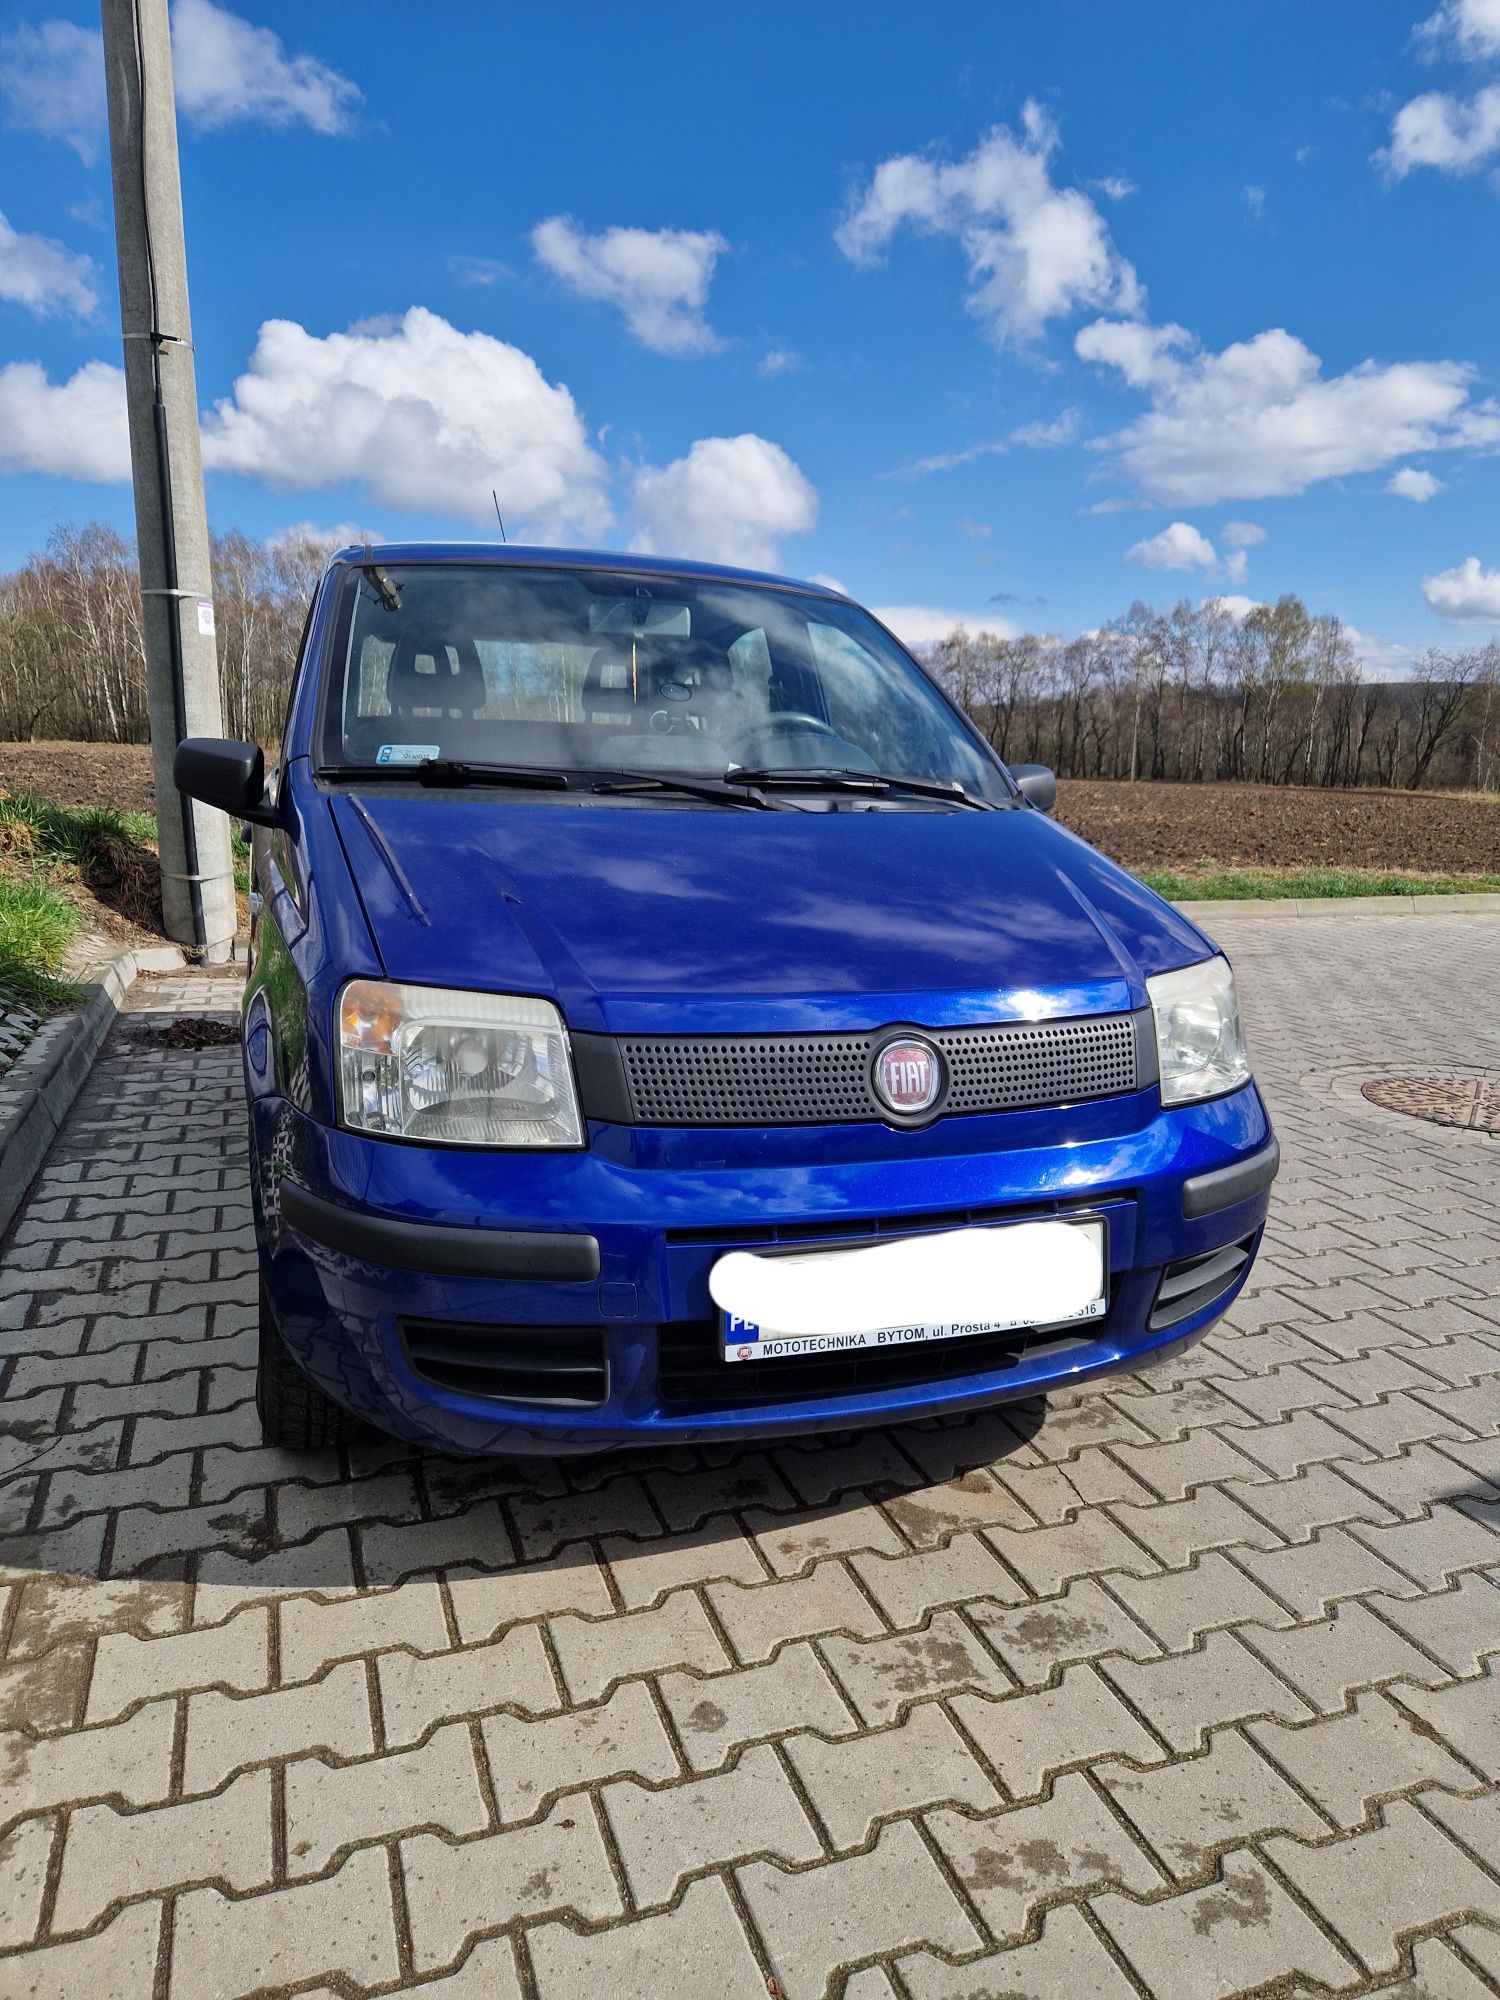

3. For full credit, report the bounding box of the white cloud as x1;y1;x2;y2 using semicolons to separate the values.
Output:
1126;521;1220;572
1242;184;1267;219
0;20;104;159
1010;407;1084;448
758;347;803;378
1388;466;1444;500
1422;555;1500;620
1417;0;1500;60
835;101;1141;344
531;217;726;356
872;605;1018;647
265;520;379;555
172;0;359;133
0;358;129;480
1221;519;1268;548
1202;594;1262;623
1093;175;1136;200
0;5;359;151
0;210;97;318
1078;316;1498;504
200;308;611;536
1380;85;1500;176
1343;624;1418;675
897;439;1009;478
630;434;816;570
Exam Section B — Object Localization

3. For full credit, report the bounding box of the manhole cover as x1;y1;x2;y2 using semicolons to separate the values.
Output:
1362;1074;1500;1134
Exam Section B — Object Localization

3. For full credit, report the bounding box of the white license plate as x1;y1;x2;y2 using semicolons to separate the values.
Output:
714;1217;1106;1364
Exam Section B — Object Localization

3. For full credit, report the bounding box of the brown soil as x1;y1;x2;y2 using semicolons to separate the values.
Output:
1055;780;1500;872
4;744;1499;874
0;741;157;814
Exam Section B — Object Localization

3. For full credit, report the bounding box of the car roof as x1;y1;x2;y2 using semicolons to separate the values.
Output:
327;542;850;601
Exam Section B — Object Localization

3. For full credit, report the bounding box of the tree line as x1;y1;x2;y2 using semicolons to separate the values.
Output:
0;522;333;749
929;597;1500;793
1;524;1497;792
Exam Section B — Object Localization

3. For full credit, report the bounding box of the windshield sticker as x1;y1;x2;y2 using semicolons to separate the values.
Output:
376;743;441;766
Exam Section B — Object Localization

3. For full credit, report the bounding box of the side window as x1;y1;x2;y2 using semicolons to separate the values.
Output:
808;623;946;774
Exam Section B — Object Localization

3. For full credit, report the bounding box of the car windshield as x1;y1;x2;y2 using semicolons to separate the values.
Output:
317;562;1010;798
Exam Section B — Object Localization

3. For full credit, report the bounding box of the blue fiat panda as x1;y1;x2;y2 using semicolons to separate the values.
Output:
176;545;1277;1455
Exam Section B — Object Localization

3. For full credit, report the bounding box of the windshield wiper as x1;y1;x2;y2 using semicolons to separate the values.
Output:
320;761;570;791
725;765;1000;809
588;770;782;811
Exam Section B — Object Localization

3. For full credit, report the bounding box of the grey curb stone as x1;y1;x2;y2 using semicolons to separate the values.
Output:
0;942;185;1240
1173;890;1500;922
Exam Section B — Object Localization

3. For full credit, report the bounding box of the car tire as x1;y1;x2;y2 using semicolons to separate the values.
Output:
256;1281;359;1449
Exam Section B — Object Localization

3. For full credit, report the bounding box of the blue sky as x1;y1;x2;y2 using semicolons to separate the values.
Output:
3;0;1500;667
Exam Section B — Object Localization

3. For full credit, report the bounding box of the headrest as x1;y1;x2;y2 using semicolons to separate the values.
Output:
386;633;485;716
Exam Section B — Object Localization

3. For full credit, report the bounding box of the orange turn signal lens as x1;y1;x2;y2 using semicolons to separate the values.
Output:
340;979;405;1054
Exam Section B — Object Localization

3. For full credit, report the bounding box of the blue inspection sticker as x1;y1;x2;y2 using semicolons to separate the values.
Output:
376;743;441;766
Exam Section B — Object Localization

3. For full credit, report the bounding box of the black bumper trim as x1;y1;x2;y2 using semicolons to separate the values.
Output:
279;1179;601;1282
1181;1136;1280;1220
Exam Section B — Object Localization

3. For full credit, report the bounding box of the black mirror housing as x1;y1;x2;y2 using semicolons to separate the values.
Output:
1009;763;1057;812
174;737;275;826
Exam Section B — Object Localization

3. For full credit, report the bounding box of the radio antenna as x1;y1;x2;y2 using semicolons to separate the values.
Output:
491;490;507;542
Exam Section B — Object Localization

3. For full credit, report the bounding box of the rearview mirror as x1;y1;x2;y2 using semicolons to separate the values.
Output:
1009;763;1056;812
174;737;276;827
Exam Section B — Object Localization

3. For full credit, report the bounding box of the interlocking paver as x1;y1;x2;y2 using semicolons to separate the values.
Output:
786;1700;999;1847
1099;1628;1315;1752
278;1579;448;1683
526;1874;765;2000
952;1662;1167;1798
900;1904;1140;1999
52;1768;273;1930
378;1621;558;1745
1373;1571;1500;1675
928;1769;1165;1937
2;1698;175;1815
549;1587;729;1701
1095;1853;1358;2000
705;1557;885;1662
821;1607;1011;1724
1237;1597;1447;1710
968;1576;1159;1685
850;1530;1022;1625
1097;1726;1328;1877
1248;1687;1482;1822
657;1641;857;1771
480;1679;678;1819
0;1901;160;1999
1267;1797;1500;1972
0;1814;53;1949
402;1797;622;1971
603;1742;821;1903
739;1818;983;1999
170;1844;400;1998
182;1659;374;1793
85;1603;269;1721
285;1722;488;1874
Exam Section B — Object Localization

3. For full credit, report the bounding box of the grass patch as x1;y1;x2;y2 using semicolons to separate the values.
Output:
0;877;84;1010
1143;864;1500;901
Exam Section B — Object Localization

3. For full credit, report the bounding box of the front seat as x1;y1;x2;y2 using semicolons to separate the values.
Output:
581;648;639;727
385;634;487;722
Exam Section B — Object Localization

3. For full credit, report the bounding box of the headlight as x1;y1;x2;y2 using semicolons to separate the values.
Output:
1146;955;1251;1106
337;980;583;1147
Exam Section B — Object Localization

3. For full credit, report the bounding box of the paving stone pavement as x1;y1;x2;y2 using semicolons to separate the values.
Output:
1;918;1498;1999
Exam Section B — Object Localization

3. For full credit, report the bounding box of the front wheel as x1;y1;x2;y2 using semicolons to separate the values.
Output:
256;1281;359;1449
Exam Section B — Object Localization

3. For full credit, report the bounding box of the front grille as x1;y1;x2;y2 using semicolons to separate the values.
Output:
1148;1233;1257;1330
657;1315;1101;1409
620;1014;1140;1127
401;1320;608;1407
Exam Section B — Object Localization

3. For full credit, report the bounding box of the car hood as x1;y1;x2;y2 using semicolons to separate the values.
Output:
329;793;1214;1034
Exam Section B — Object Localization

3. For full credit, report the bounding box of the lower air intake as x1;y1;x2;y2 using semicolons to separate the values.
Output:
1148;1233;1257;1331
401;1320;608;1407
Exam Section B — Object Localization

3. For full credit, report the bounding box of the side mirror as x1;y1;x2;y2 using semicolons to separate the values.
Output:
174;737;276;827
1009;762;1056;812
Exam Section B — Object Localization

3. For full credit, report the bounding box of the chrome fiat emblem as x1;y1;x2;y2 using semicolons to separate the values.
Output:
873;1035;943;1116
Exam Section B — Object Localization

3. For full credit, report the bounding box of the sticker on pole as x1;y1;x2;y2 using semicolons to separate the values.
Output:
196;598;215;636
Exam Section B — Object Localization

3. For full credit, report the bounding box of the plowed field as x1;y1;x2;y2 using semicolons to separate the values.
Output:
3;744;1498;874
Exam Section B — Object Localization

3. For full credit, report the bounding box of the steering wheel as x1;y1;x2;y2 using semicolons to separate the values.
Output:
735;713;841;761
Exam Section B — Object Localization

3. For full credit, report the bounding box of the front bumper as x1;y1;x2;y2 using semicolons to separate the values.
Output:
253;1082;1276;1455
